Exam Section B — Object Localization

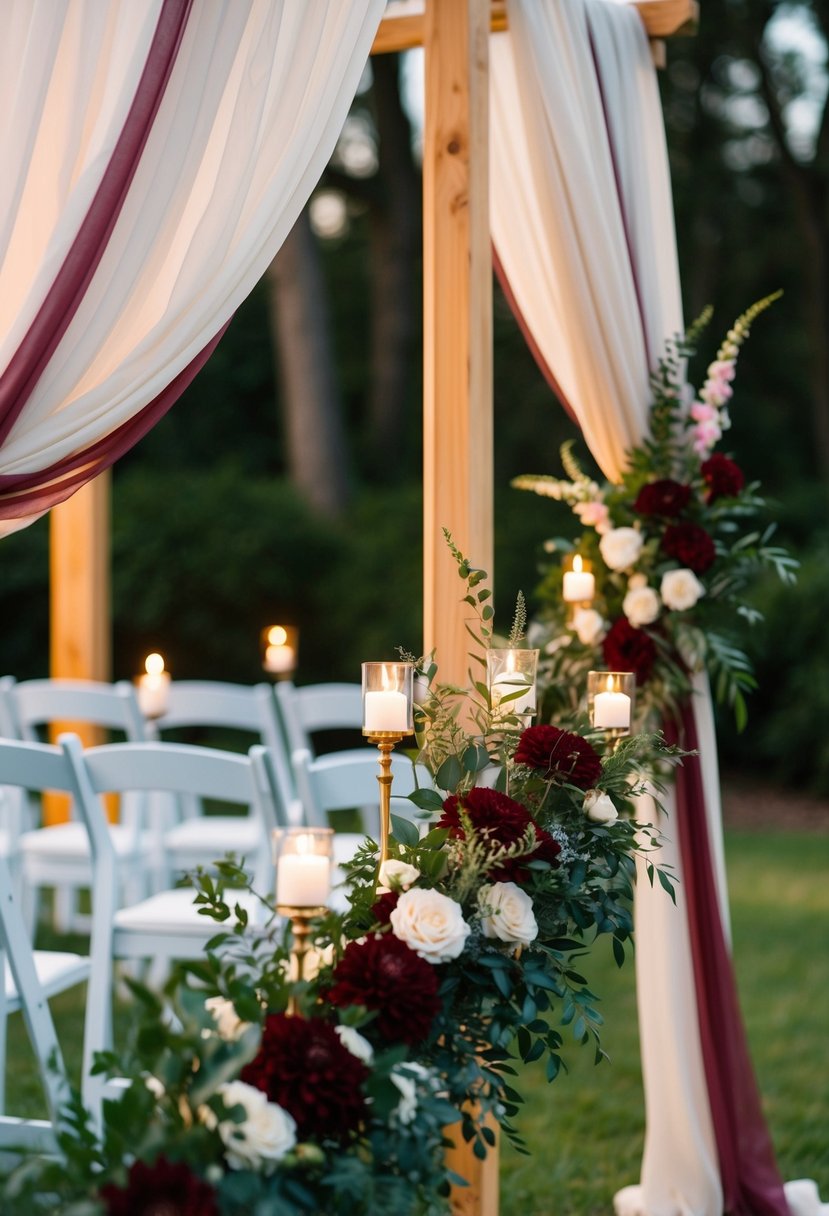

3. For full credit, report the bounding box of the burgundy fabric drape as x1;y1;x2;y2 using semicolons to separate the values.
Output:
667;705;790;1216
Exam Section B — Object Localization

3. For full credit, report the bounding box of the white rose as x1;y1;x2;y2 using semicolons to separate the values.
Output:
335;1024;374;1064
583;789;619;825
571;607;605;646
622;584;660;628
377;858;421;894
390;887;471;963
390;1062;434;1125
210;1081;296;1174
660;568;705;612
599;527;644;572
478;882;538;948
205;996;249;1041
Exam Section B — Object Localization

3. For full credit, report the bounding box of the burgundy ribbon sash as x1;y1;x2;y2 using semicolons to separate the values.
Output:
666;704;790;1216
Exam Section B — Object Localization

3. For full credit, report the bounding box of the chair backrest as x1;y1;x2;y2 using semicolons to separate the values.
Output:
150;680;299;825
63;737;284;868
10;679;150;743
275;681;363;756
0;677;19;739
292;748;432;834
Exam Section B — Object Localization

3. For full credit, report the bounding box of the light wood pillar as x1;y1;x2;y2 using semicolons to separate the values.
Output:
422;0;494;692
48;472;111;823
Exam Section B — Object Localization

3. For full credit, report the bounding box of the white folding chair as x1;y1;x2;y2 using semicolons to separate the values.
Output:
275;680;363;757
10;679;154;932
0;739;96;1146
291;748;432;906
61;734;284;1112
0;678;25;875
149;681;299;882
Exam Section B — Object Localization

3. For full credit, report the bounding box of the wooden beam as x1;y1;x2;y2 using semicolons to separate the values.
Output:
422;0;494;696
373;0;696;56
48;473;111;822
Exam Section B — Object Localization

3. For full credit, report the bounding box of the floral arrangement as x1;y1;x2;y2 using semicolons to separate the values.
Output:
1;549;681;1216
513;294;797;730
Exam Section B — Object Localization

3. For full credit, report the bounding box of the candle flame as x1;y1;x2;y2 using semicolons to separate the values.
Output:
573;554;583;573
267;625;288;647
295;833;315;855
606;674;615;693
145;652;165;677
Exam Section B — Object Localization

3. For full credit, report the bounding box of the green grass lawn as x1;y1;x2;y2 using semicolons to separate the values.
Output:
6;830;829;1212
500;830;829;1215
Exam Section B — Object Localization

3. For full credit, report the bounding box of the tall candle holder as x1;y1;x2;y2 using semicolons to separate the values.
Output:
587;670;635;748
273;827;333;1016
361;662;414;865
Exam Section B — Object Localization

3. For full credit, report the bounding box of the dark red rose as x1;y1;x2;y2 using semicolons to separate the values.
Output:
372;890;400;924
514;724;602;790
633;478;692;517
701;453;745;503
602;617;657;684
437;787;560;882
99;1157;218;1216
241;1013;368;1141
326;933;440;1045
661;522;716;573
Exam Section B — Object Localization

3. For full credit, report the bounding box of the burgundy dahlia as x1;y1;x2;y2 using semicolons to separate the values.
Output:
371;889;400;924
633;478;692;518
241;1013;368;1141
701;453;745;503
437;786;560;882
602;617;657;684
661;522;716;573
514;724;602;791
326;933;440;1045
99;1157;218;1216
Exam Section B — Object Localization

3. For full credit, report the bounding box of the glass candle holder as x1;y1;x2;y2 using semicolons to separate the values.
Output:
261;624;299;678
361;662;414;736
135;652;170;718
587;671;635;737
487;648;539;725
273;827;334;911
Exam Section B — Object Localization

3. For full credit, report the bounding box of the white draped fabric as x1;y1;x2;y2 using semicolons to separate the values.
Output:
491;4;813;1216
0;0;384;534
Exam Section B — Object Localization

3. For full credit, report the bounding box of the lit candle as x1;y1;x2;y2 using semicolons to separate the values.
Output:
491;672;534;716
593;675;631;729
563;555;595;603
364;689;409;733
262;625;297;676
136;652;170;718
277;850;331;907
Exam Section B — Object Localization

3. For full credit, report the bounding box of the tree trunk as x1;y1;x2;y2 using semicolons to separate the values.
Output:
366;54;422;471
265;209;350;517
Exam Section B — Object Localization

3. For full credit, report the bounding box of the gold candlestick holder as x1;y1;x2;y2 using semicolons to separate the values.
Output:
363;730;405;865
277;904;327;1017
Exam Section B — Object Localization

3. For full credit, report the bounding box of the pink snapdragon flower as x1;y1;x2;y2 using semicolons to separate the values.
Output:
692;419;722;455
574;500;611;534
689;401;719;424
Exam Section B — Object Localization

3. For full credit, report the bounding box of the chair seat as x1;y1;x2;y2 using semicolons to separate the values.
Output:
5;951;90;1007
164;815;262;859
113;886;262;937
19;822;153;860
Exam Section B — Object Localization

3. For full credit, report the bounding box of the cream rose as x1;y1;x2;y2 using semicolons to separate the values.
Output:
377;858;421;894
390;887;470;963
660;567;705;612
208;1081;297;1173
583;789;619;825
205;996;249;1041
599;527;644;572
335;1024;374;1064
571;607;605;646
478;882;538;948
622;584;660;628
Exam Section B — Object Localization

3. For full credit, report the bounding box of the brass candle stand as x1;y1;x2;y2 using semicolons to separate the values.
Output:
277;903;327;1017
362;730;405;865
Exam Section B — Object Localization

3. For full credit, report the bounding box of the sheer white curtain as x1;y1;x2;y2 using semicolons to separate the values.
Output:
491;5;795;1216
0;0;384;533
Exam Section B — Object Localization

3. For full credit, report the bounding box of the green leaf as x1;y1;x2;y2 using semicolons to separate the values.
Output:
390;814;420;847
435;754;463;791
408;787;444;811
